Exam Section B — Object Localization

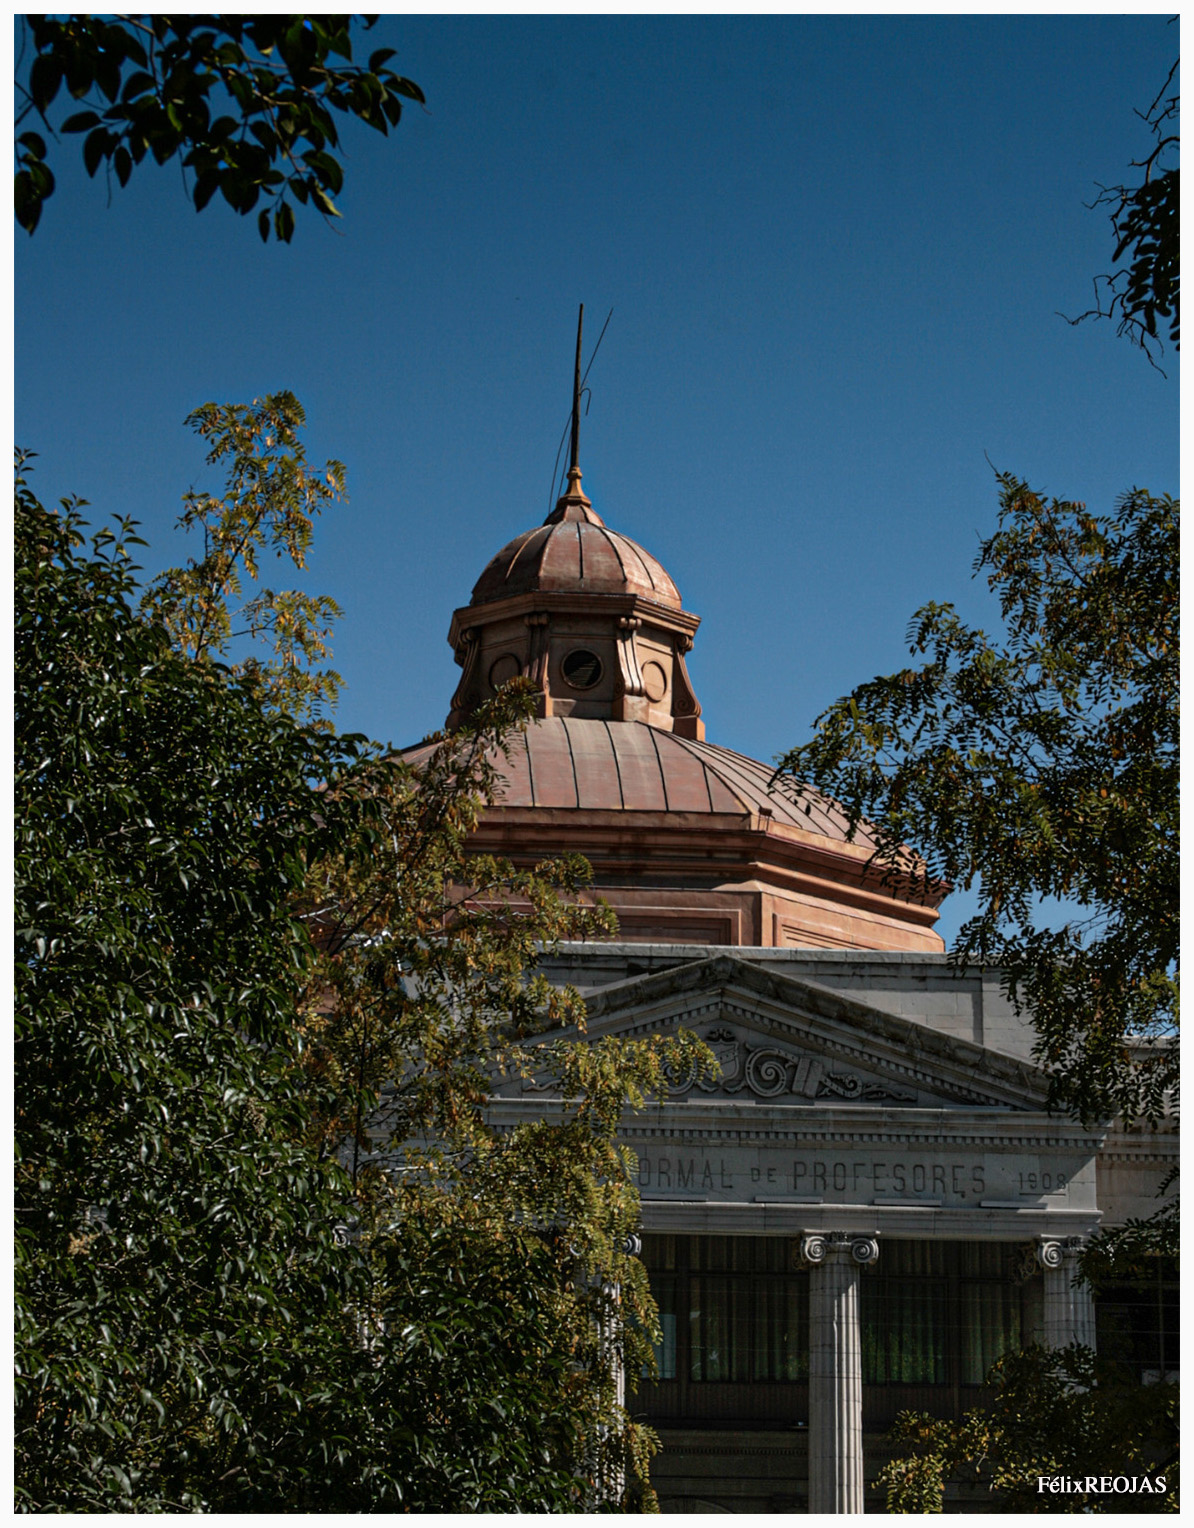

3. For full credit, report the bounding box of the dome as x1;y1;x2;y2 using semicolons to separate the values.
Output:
445;462;702;737
469;486;681;610
401;717;944;954
470;717;866;840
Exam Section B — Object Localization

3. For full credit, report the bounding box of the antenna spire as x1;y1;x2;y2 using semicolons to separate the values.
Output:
545;303;600;524
569;303;584;479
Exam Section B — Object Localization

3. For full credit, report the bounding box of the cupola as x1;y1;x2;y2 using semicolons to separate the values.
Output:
446;308;704;738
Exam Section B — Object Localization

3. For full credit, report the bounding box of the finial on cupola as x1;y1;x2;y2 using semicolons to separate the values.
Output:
546;302;601;525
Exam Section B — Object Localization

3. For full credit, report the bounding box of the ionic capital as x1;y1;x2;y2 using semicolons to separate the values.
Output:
800;1230;879;1268
1036;1234;1087;1271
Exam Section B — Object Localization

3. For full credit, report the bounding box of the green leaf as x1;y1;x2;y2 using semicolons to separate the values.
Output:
82;128;108;178
310;186;340;219
192;173;220;213
14;174;43;234
62;111;101;134
121;70;156;102
28;52;63;110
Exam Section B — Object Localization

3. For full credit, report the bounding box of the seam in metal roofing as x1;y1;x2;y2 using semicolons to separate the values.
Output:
470;522;681;608
403;719;873;847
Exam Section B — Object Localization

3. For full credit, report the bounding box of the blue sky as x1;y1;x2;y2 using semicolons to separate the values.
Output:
15;14;1178;946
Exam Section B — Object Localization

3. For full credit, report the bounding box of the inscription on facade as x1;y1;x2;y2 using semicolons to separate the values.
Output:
632;1148;1081;1207
638;1156;735;1192
790;1158;989;1199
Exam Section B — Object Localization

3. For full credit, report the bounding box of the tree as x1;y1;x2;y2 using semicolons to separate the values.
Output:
15;14;423;239
16;412;701;1510
133;393;697;1503
15;457;378;1509
776;473;1177;1129
290;676;706;1511
139;390;348;723
781;60;1180;1489
777;479;1178;1511
875;1345;1177;1513
1070;52;1179;363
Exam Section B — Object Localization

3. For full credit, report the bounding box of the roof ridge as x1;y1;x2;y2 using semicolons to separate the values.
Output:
499;524;548;587
521;724;536;806
600;717;626;809
593;522;630;585
611;526;660;594
644;720;671;812
559;716;581;808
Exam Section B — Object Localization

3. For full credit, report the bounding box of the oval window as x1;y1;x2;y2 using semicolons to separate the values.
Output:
561;648;603;690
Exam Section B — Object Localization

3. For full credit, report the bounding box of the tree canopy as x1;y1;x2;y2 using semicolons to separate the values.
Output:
781;477;1179;1517
140;390;347;723
15;411;700;1510
776;474;1178;1129
1071;52;1179;362
15;458;375;1508
15;14;423;239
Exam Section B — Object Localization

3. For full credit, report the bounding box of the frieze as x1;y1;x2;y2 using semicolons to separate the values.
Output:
664;1025;917;1104
611;1001;1027;1108
630;1146;1095;1210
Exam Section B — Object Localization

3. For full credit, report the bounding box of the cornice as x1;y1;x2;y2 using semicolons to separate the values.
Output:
470;811;945;925
448;588;700;647
487;1097;1108;1151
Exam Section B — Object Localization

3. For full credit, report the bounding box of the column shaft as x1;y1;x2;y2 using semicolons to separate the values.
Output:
803;1232;878;1515
1039;1236;1096;1350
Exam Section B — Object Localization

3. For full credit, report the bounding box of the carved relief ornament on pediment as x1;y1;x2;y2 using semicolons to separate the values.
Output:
666;1025;917;1105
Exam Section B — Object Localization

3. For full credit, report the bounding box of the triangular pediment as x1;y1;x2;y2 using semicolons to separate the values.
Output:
516;954;1048;1110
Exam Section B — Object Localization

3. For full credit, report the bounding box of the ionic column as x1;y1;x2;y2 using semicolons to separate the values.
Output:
1037;1236;1096;1350
589;1231;642;1508
801;1231;879;1514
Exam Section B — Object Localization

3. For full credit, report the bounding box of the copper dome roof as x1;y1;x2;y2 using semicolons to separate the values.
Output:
410;717;873;846
468;477;681;610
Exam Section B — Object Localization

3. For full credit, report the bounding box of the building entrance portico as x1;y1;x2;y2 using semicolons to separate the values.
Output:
491;943;1114;1513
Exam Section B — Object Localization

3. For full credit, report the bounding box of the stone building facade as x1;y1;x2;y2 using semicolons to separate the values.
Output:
427;447;1177;1513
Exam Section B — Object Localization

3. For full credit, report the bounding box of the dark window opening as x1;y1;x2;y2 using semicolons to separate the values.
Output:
1095;1259;1179;1382
637;1235;1047;1427
561;648;603;689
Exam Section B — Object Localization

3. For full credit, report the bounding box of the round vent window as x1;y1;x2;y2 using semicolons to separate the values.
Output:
561;648;603;690
642;660;668;702
488;653;522;689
